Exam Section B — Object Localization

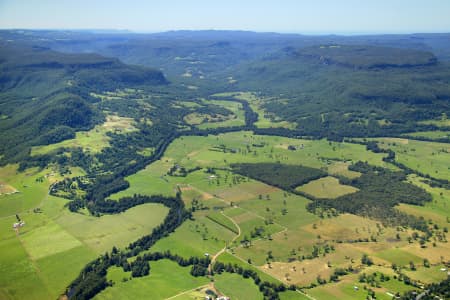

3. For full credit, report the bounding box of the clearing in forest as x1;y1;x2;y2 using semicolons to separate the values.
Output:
296;176;358;199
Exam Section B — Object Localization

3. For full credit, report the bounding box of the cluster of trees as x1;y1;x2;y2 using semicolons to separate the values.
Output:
401;276;450;300
210;94;259;128
167;165;202;177
130;256;150;277
307;162;432;232
231;162;327;191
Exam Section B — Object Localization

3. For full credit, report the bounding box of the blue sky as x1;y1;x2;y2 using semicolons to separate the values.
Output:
0;0;449;34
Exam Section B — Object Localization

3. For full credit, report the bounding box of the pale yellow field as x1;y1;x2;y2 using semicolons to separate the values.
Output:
296;176;358;199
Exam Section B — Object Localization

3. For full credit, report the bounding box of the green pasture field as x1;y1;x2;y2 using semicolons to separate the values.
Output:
237;190;318;229
403;265;448;284
397;175;450;227
0;165;49;217
222;207;285;245
295;176;358;199
151;216;235;258
0;216;55;300
206;211;239;234
0;196;168;299
404;130;450;140
0;212;97;299
419;118;450;127
109;160;177;200
54;202;168;253
20;217;83;260
214;272;264;300
216;251;281;284
232;227;317;266
158;132;390;174
95;259;209;300
279;290;311;300
375;248;423;266
31;115;137;156
374;137;450;180
0;162;169;300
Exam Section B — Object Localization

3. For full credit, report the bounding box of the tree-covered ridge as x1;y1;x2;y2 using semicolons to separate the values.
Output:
232;45;450;139
0;43;168;165
296;45;437;69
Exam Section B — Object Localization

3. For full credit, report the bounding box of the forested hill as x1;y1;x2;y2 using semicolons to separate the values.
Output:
0;43;167;92
231;45;450;138
295;45;437;69
0;43;167;164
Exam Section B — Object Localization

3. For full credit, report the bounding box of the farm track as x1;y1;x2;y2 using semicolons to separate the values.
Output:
164;283;210;300
208;211;241;273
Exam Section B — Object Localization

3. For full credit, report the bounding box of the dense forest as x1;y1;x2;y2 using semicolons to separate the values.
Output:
231;163;327;190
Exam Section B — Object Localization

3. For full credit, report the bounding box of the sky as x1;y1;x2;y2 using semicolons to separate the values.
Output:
0;0;449;34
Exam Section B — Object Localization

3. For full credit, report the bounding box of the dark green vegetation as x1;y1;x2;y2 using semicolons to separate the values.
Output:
1;30;450;300
231;163;327;191
233;45;450;140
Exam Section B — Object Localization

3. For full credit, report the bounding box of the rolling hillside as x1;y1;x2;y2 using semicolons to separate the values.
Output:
0;43;167;164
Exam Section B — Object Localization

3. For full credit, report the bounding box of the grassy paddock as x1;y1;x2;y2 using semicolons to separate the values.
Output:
96;259;209;300
296;176;358;199
214;272;263;300
374;137;450;180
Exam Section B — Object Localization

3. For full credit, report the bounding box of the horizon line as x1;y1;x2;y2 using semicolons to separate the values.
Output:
1;28;449;36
